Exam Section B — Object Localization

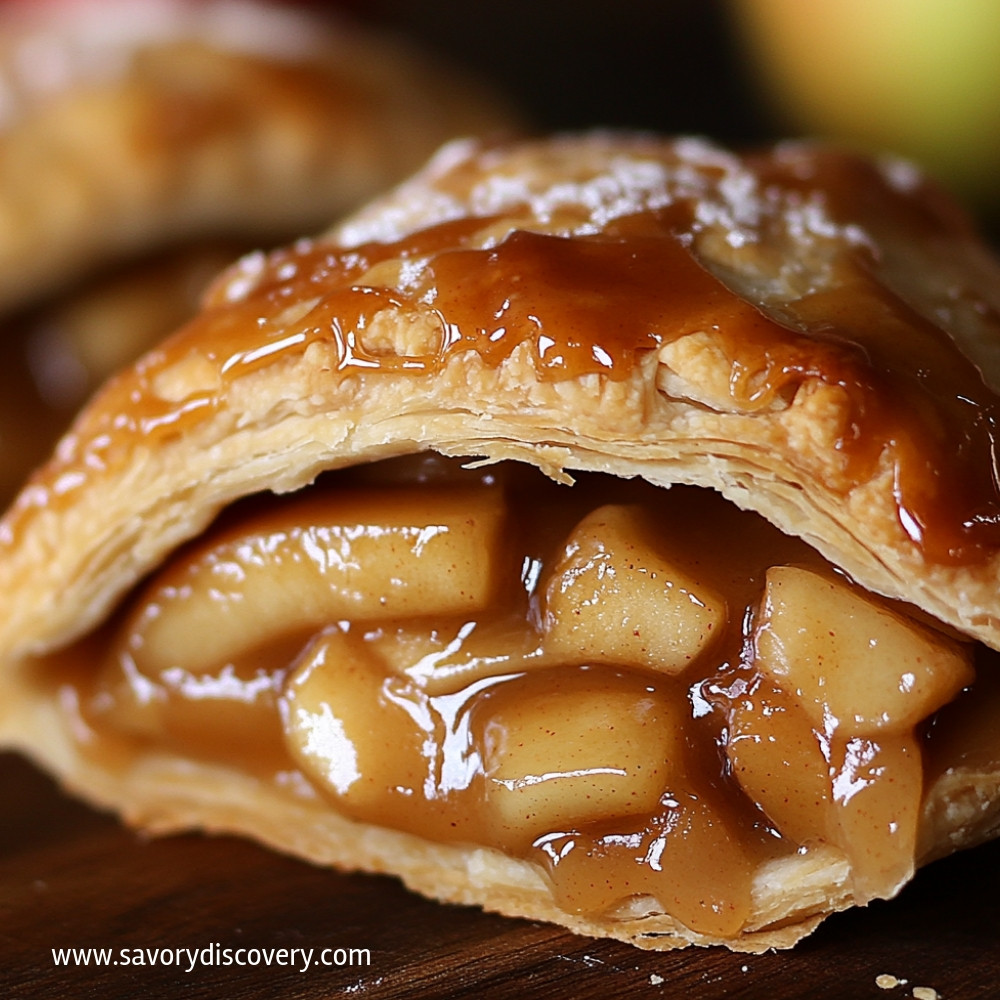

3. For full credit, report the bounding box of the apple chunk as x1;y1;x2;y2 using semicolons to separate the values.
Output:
121;484;507;678
725;672;924;899
753;566;973;735
281;627;440;819
540;792;755;939
543;504;726;674
830;732;923;902
477;666;686;845
726;676;836;848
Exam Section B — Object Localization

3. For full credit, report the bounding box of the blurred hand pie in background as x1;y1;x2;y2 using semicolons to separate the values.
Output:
0;0;520;500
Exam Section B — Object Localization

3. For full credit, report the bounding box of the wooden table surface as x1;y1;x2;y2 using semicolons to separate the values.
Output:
1;751;996;1000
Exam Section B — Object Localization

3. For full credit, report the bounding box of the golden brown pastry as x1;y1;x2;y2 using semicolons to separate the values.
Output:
0;0;517;311
0;0;517;496
1;133;999;953
0;241;242;499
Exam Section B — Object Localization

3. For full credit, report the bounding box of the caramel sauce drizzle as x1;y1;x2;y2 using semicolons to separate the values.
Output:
11;150;1000;563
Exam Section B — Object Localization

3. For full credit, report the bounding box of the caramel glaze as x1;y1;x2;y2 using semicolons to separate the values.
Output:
16;145;1000;564
51;455;999;940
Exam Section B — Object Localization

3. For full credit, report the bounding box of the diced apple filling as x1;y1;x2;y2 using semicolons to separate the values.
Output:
477;666;686;842
84;465;978;936
753;566;974;735
727;677;837;849
124;485;508;677
543;504;726;674
727;565;972;900
90;484;507;758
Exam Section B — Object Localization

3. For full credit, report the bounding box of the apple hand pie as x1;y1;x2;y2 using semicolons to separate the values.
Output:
2;133;1000;952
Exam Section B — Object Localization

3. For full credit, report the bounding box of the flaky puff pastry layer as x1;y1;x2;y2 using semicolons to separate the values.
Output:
0;0;518;311
2;133;1000;951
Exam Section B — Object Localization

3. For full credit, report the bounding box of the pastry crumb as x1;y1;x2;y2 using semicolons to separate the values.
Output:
876;974;907;989
649;973;665;986
912;989;940;1000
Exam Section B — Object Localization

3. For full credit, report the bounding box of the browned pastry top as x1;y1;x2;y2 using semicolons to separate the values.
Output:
4;132;1000;656
29;137;1000;556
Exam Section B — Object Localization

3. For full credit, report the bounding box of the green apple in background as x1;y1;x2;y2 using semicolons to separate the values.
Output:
730;0;1000;211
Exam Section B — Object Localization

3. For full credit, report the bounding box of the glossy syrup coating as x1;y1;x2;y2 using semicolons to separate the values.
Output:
6;135;1000;955
27;136;1000;570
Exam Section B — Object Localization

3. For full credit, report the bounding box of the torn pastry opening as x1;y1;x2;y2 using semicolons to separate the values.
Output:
32;452;1000;946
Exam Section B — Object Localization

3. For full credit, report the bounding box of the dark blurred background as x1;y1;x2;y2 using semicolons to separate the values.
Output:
357;0;1000;241
361;1;774;143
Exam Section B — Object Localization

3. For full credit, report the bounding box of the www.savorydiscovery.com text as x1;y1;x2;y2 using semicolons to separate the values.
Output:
51;943;371;974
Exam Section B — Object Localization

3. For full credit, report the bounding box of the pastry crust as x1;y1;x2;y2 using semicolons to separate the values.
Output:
0;0;518;311
2;132;1000;951
0;241;244;502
